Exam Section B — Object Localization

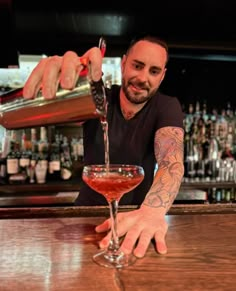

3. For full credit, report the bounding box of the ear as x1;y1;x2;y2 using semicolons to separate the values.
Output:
160;67;167;84
121;54;127;73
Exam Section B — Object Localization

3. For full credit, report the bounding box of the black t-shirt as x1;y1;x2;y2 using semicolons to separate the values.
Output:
76;85;184;206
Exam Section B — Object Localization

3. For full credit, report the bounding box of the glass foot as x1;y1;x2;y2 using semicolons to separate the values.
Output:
93;249;136;268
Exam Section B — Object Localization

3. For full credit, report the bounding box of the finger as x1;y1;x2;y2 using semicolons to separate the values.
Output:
82;47;103;81
41;55;63;99
60;51;81;89
154;232;168;255
23;57;49;99
133;231;153;258
119;225;141;255
95;218;111;233
98;231;111;249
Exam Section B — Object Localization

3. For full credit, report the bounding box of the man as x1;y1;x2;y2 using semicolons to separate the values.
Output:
23;35;184;258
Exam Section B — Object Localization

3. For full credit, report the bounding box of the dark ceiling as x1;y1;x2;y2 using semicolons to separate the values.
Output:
1;0;236;67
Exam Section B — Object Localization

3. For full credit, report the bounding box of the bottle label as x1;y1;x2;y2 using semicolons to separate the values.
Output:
20;158;30;167
49;160;60;173
7;158;19;174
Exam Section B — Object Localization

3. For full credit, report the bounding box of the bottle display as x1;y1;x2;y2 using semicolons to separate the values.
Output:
184;102;236;181
0;100;236;204
183;101;236;203
1;125;84;185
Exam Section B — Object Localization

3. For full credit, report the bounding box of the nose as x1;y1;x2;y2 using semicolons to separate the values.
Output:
136;69;149;83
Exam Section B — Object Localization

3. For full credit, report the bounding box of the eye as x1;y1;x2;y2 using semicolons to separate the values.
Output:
133;63;143;70
150;68;161;76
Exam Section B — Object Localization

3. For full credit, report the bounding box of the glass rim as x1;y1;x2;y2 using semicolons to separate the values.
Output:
83;164;143;168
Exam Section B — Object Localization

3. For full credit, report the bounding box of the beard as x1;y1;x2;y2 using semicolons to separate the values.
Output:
121;77;157;105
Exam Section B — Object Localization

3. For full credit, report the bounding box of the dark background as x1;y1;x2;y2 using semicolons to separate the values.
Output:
1;0;236;110
9;0;236;56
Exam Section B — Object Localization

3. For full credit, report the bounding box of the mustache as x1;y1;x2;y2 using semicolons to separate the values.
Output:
129;81;149;91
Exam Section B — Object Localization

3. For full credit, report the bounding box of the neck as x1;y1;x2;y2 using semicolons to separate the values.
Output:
121;107;136;120
120;91;146;120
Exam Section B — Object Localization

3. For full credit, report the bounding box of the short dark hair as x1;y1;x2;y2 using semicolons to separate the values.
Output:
126;34;169;65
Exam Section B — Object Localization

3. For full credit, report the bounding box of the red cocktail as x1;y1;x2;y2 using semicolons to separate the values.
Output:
82;164;144;268
83;171;144;202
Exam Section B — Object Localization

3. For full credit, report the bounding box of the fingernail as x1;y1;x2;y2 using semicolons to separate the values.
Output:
133;251;144;258
99;242;106;249
159;249;167;255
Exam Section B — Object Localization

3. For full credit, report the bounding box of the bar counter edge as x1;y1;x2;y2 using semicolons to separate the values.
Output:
1;203;236;219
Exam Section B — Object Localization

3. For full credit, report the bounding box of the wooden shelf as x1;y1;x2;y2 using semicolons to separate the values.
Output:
0;179;83;194
181;181;236;190
0;180;235;194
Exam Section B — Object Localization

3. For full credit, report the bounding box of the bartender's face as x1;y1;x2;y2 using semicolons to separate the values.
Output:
121;40;167;105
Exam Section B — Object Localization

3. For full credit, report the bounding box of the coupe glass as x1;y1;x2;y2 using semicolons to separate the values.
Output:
82;164;144;268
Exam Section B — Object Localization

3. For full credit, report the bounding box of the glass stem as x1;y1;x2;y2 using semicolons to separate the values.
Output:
108;199;120;252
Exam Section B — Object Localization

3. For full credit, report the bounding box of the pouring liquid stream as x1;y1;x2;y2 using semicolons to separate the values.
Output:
100;113;110;169
98;37;110;170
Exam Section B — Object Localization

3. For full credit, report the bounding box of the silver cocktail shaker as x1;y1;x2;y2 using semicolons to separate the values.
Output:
0;37;107;130
0;75;107;130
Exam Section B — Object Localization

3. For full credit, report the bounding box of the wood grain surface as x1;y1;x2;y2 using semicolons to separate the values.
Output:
0;214;235;291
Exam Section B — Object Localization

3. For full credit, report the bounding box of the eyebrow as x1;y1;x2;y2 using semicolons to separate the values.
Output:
133;60;162;71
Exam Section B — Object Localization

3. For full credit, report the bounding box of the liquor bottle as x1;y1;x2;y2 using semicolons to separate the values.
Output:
29;152;38;184
0;130;10;184
210;187;217;203
184;137;196;181
48;136;61;181
38;127;49;157
184;103;194;134
231;188;236;202
19;130;30;181
35;159;48;184
21;130;27;152
6;130;19;176
215;189;222;203
207;137;220;181
1;130;11;158
202;100;209;124
36;127;49;183
30;128;38;153
0;157;7;184
71;137;78;161
60;136;73;180
196;159;205;181
77;137;84;162
225;189;231;203
6;130;27;184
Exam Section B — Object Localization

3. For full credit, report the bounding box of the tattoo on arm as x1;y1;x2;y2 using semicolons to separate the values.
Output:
143;127;184;212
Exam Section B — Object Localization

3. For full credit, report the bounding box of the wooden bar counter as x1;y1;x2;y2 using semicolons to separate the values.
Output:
0;207;235;290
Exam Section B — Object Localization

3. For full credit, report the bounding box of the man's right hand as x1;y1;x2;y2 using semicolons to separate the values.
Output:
23;47;103;100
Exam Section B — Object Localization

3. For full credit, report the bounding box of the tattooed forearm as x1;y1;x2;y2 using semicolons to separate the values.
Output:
143;127;184;212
